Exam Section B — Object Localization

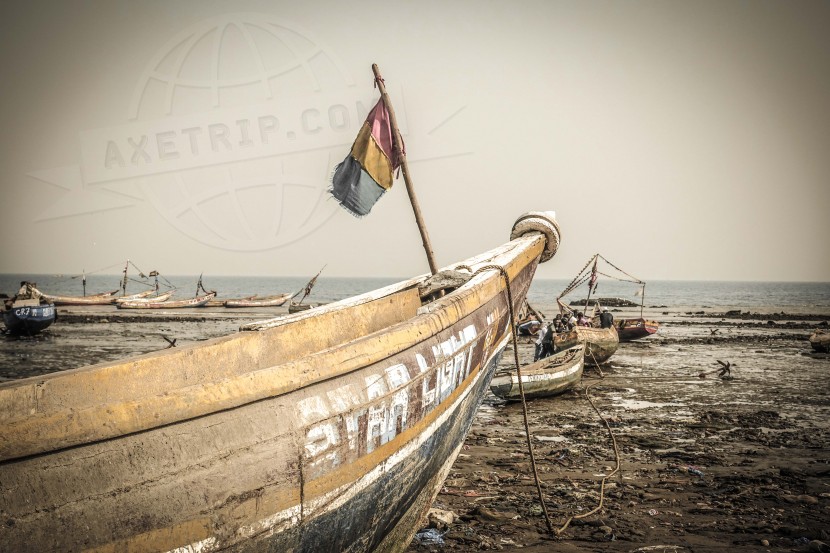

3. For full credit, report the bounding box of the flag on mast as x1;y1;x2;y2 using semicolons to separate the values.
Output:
588;257;598;293
329;98;401;217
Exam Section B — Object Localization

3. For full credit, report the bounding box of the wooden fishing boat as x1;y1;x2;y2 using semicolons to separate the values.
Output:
36;288;120;305
115;290;175;305
1;299;57;335
490;344;584;401
288;301;326;313
113;289;174;304
810;329;830;353
616;317;659;341
554;325;619;365
224;293;293;308
0;211;560;553
116;291;216;309
203;295;255;307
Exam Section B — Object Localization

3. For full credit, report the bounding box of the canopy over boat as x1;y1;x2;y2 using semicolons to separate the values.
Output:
0;211;561;553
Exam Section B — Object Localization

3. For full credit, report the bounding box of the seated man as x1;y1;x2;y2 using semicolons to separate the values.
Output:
599;307;614;329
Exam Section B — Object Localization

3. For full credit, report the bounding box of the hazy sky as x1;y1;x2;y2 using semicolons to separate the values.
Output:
1;0;828;281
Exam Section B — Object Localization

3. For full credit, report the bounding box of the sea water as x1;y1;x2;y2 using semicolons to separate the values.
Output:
2;274;828;310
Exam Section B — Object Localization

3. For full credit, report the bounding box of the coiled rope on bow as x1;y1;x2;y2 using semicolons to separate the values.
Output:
468;263;555;534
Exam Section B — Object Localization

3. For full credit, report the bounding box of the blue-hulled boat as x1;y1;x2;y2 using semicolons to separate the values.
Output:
2;299;57;335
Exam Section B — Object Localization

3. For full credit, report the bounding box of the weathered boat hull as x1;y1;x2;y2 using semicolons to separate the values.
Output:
224;293;292;308
2;302;56;335
114;290;175;304
490;344;584;400
616;317;659;341
288;302;314;313
38;289;120;305
554;326;619;365
116;292;215;309
0;212;561;552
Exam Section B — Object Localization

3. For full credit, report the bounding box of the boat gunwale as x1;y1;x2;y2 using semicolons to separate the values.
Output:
0;234;546;462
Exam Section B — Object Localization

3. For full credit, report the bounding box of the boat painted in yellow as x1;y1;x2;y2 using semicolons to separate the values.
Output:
0;212;561;553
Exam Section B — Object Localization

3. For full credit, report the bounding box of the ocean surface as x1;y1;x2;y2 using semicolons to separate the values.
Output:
2;273;829;312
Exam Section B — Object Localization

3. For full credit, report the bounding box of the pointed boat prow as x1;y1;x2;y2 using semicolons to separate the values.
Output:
0;211;561;553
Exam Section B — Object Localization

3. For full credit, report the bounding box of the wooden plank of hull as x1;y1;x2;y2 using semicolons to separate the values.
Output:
554;326;619;365
616;318;659;341
490;344;584;400
0;230;549;552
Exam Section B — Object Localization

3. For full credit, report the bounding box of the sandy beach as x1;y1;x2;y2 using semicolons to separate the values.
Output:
406;308;830;552
2;305;828;553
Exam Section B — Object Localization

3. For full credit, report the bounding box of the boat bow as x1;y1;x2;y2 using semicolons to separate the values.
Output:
0;212;561;553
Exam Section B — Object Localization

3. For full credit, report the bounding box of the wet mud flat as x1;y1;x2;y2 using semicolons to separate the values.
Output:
408;312;830;552
2;307;828;552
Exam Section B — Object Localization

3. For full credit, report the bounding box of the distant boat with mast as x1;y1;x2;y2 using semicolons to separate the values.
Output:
35;261;170;306
288;266;326;313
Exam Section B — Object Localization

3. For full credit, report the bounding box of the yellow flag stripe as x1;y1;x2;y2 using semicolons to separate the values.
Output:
350;122;394;190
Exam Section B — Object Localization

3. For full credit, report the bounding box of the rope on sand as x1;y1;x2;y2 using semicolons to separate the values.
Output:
473;264;555;534
555;355;621;535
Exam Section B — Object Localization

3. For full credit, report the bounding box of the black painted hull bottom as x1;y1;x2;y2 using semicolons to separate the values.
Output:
2;306;56;335
238;350;503;553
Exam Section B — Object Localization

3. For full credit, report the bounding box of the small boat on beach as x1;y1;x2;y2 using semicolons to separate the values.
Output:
2;299;57;335
554;325;619;365
113;290;175;305
288;301;329;313
116;291;216;309
37;288;121;305
490;344;584;401
616;317;659;341
224;293;293;308
0;211;561;552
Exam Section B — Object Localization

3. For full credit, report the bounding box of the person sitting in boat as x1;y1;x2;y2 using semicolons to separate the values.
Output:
553;313;565;333
577;311;591;327
599;307;614;329
565;311;577;330
15;281;42;301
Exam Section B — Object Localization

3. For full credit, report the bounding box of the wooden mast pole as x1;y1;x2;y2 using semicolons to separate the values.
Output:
640;282;645;319
371;63;439;276
583;254;598;316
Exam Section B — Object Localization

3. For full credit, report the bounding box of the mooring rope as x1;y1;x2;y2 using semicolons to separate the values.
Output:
554;363;621;535
597;254;644;285
587;348;605;378
557;255;596;299
472;263;555;534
